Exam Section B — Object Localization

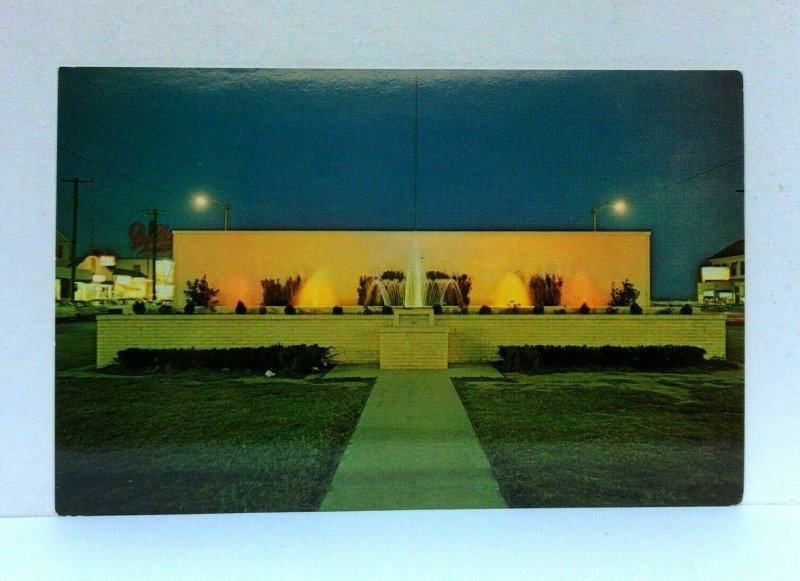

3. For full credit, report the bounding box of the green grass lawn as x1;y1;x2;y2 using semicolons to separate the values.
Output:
55;320;97;371
56;371;373;514
455;363;744;507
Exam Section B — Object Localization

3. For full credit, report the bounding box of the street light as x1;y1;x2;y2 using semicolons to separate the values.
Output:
192;192;231;230
590;199;627;231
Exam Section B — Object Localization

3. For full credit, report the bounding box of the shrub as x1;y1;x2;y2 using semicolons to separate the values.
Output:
459;305;469;315
362;306;374;315
630;301;643;315
656;307;674;314
579;302;591;314
553;308;567;315
235;300;247;314
503;304;521;314
133;300;146;315
529;273;564;306
284;304;296;315
680;304;693;315
452;274;472;306
532;304;545;314
115;344;332;375
432;304;443;315
332;305;344;315
478;305;493;315
498;344;707;372
261;276;302;306
258;306;267;314
356;275;373;306
605;307;619;314
609;279;640;306
426;270;450;280
381;305;394;315
184;275;220;309
158;304;173;315
183;300;195;314
381;270;405;281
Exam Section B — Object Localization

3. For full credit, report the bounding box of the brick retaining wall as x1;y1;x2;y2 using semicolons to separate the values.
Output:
96;314;726;367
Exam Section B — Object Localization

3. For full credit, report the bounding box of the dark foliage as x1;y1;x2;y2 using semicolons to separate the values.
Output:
184;275;220;309
459;306;470;315
452;273;472;306
529;273;564;306
426;270;450;280
609;279;640;307
183;300;195;314
158;304;173;314
605;307;619;314
432;304;444;315
284;304;297;315
332;305;344;315
356;275;373;306
579;302;591;314
381;270;405;281
381;305;394;315
532;304;545;314
478;305;493;315
116;344;331;374
235;300;247;314
656;307;674;314
133;300;146;315
553;308;568;315
630;301;643;315
261;276;302;306
498;345;707;372
258;306;267;314
680;304;693;315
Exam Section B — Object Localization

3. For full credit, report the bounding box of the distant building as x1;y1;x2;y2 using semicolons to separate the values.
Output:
55;231;92;298
697;239;744;304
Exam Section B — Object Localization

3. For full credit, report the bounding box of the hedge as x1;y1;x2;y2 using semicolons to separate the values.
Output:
498;344;706;372
115;344;331;374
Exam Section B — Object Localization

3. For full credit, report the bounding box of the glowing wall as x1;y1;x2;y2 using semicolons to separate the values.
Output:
172;231;651;308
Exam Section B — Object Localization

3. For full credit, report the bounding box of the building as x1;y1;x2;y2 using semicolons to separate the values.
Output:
55;231;92;298
697;239;745;304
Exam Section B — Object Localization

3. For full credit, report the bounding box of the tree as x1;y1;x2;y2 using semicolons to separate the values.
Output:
260;276;302;306
184;275;219;309
529;273;564;306
609;279;640;306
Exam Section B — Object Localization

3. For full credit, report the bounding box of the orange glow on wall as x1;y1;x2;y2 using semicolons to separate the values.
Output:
295;269;338;307
172;231;651;308
490;272;531;307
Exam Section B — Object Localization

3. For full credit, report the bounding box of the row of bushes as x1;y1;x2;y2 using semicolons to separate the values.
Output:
135;302;696;315
498;344;707;371
115;344;331;374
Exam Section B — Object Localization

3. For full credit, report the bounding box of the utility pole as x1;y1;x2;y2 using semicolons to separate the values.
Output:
143;209;166;300
60;177;95;300
413;76;419;230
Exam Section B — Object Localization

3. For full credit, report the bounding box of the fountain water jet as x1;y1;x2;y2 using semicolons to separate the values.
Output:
404;239;424;307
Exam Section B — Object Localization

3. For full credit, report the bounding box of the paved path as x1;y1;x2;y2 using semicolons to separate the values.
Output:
320;364;507;511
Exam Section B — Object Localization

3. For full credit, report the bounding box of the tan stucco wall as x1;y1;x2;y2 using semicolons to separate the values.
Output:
96;312;725;368
172;230;651;308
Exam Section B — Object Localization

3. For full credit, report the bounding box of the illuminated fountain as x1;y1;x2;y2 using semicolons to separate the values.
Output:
361;242;464;308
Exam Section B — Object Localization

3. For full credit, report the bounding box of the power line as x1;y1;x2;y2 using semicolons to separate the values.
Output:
58;145;178;197
625;155;743;204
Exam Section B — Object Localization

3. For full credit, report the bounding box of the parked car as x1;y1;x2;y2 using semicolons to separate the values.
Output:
72;300;102;319
55;298;77;321
89;299;124;314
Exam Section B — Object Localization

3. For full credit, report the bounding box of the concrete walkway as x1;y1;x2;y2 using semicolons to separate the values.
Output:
320;364;507;511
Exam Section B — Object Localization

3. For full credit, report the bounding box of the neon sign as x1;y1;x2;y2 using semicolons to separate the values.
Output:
129;222;173;255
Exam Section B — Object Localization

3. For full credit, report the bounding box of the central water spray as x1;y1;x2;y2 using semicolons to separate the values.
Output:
404;237;424;307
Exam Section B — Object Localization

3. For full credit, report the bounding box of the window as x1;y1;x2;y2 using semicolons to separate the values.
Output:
56;244;63;259
730;262;737;276
740;261;745;276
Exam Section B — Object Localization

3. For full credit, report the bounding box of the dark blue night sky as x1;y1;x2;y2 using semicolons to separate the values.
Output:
57;69;743;299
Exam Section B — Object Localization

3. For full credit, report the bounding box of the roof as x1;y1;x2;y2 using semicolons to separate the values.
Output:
709;239;744;260
113;267;149;278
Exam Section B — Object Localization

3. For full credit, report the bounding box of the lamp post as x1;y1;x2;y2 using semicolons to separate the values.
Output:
192;193;231;230
590;199;627;231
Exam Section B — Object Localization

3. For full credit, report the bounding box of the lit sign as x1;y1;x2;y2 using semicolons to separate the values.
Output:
99;255;116;267
129;222;172;255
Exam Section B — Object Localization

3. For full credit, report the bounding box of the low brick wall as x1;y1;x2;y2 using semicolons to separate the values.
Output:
96;314;727;368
